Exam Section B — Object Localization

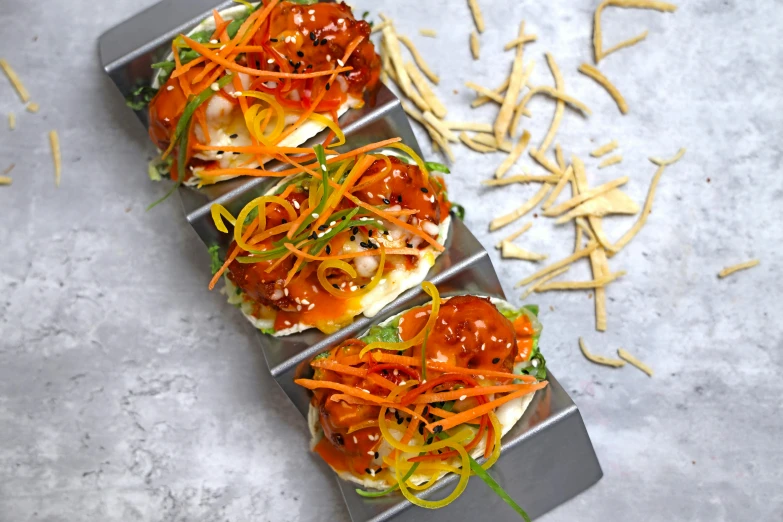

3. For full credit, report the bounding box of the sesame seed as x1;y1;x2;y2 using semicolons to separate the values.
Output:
312;213;319;218
459;395;467;401
337;18;344;23
210;39;218;44
353;436;358;444
362;389;370;393
293;200;300;209
330;221;336;226
350;285;358;292
370;469;376;477
325;83;330;90
491;336;497;341
420;187;429;193
393;369;398;375
166;85;174;91
308;303;315;310
400;381;406;385
229;134;238;139
382;198;390;204
374;452;379;459
310;32;316;41
350;235;356;241
295;297;301;304
492;358;500;364
433;425;443;434
397;417;403;424
325;245;331;254
219;45;226;50
297;50;304;57
337;59;344;66
322;39;328;45
301;299;310;305
267;58;275;64
284;288;289;296
210;82;220;91
481;343;486;351
296;305;302;311
270;38;278;42
507;343;512;349
308;9;315;14
367;451;374;456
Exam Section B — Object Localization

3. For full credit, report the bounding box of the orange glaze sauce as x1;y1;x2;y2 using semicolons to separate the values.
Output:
224;155;450;334
514;314;535;362
312;342;388;476
147;1;380;179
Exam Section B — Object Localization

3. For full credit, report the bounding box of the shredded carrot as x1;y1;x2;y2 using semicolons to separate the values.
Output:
310;359;367;378
209;220;257;290
367;373;398;391
412;384;529;404
296;379;390;405
182;35;354;79
427;406;456;418
327;394;424;422
283;243;420;261
425;382;548;433
370;353;537;382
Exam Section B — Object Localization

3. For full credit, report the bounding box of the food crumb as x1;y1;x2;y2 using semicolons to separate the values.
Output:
549;305;555;311
588;293;593;299
706;178;711;183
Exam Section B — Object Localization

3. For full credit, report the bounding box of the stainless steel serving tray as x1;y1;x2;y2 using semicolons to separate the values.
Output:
99;2;602;519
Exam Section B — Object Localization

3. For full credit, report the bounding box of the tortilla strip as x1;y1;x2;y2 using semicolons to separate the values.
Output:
536;270;624;291
514;86;592;136
465;81;506;104
520;266;570;300
49;130;61;187
472;133;514;153
406;62;447;118
579;337;625;367
423;111;458;142
618;348;653;377
489;183;551;231
590;140;619;157
419;28;437;37
0;59;31;102
484;174;560;186
494;21;528;141
529;149;562;175
8;112;15;130
598;155;623;169
398;35;440;84
593;0;678;63
555;144;566;171
471;76;509;108
544;176;629;217
718;259;760;278
609;148;686;255
495;130;531;178
578;63;629;114
402;101;455;162
501;242;547;261
537;52;565;154
541;165;574;210
504;34;538;51
446;121;493;132
468;0;485;32
554;188;639;224
470;31;480;60
589;247;609;331
0;176;11;185
460;132;496;153
495;222;532;249
515;241;598;287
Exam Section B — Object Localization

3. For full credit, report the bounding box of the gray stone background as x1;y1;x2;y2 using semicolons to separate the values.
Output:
1;0;781;520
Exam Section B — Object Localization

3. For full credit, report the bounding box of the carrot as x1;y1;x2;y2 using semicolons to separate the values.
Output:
208;220;258;290
425;382;548;433
327;394;424;422
296;379;390;405
310;359;367;378
284;244;421;261
412;384;530;404
367;373;397;391
182;35;354;79
427;406;456;418
371;353;537;383
400;403;427;445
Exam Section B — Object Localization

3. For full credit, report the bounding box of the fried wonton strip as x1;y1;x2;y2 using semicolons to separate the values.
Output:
579;337;625;367
468;0;485;32
0;59;31;102
419;28;437;37
617;348;654;377
609;148;686;255
489;183;551;231
603;31;648;58
398;35;440;84
515;241;598;287
503;34;538;51
541;165;574;210
536;270;624;291
598;155;623;168
495;222;532;249
718;259;760;278
423;111;458;142
49;130;61;187
483;174;560;186
514;86;592;136
446;121;493;132
590;140;619;157
495;130;531;178
407;62;447;118
520;266;570;300
543;176;629;217
589;247;609;331
472;133;514;153
470;31;480;60
494;21;528;141
501;242;547;261
8;112;15;130
460;132;496;153
465;81;505;104
578;63;629;114
593;0;677;63
537;53;565;154
471;76;509;108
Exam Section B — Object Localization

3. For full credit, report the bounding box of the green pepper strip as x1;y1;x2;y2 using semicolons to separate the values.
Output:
425;161;450;174
420;327;430;381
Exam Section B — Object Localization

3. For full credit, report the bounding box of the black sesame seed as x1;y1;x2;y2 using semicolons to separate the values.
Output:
406;242;413;248
333;433;344;446
310;32;317;41
288;59;295;67
332;283;339;289
492;357;500;364
433;425;443;434
307;64;313;69
350;235;356;241
325;245;331;254
368;230;373;237
325;83;331;91
270;38;278;42
321;38;328;45
313;39;319;47
297;51;304;57
233;152;241;155
295;62;301;69
420;187;429;193
281;219;287;224
341;216;346;220
397;417;404;425
382;198;390;204
352;227;359;234
360;284;366;289
229;133;238;139
374;452;379;459
318;224;328;231
397;194;402;203
309;232;318;240
364;468;371;474
216;150;224;155
418;423;424;435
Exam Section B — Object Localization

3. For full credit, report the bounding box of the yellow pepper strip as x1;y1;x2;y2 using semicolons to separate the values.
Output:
406;471;442;491
386;142;430;179
350;246;386;297
396;440;470;508
482;411;502;471
346;420;379;434
359;281;441;358
331;159;352;184
210;204;237;233
239;91;286;144
234;196;297;252
317;259;358;299
307;112;346;147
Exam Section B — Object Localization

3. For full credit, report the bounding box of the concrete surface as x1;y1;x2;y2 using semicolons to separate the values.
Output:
1;0;782;521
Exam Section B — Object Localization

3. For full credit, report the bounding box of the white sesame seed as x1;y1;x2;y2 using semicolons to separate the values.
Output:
491;336;497;342
326;54;331;61
399;318;404;324
367;450;374;455
268;58;275;64
481;343;486;351
301;299;309;305
219;45;226;50
362;389;370;393
293;200;300;209
284;288;289;296
310;15;315;21
216;154;224;159
370;469;376;477
350;285;358;291
393;369;398;376
308;303;315;310
308;9;315;14
337;18;344;23
330;221;337;226
460;336;466;342
166;85;174;91
210;39;218;44
163;117;170;122
337;59;344;66
353;436;358;444
367;192;373;198
284;320;291;326
507;343;512;349
297;305;302;311
318;232;324;238
312;213;319;218
321;164;327;171
210;82;220;91
478;375;485;379
422;379;427;384
459;395;467;401
389;407;396;413
400;381;406;385
295;297;301;304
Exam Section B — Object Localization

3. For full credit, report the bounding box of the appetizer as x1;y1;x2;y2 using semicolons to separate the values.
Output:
296;283;547;516
209;140;452;335
140;0;381;185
